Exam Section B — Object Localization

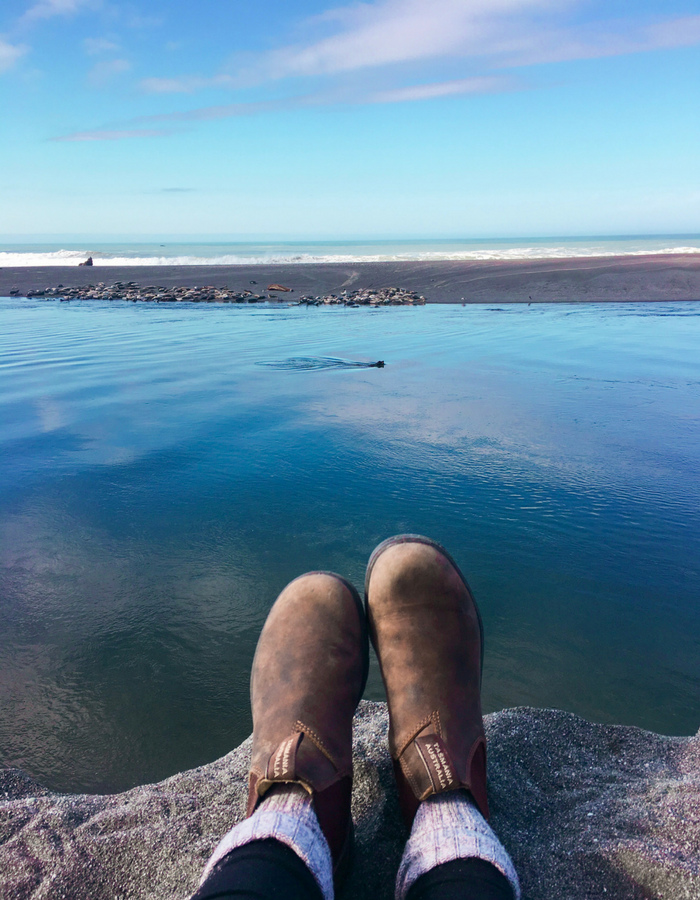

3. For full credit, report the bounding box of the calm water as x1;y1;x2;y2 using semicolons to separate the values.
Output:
1;299;699;794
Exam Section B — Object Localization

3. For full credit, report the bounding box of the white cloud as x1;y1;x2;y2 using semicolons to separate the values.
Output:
88;57;130;86
134;1;700;103
258;0;569;79
50;0;700;140
246;0;700;80
83;37;120;56
644;15;700;50
371;75;513;102
0;37;28;72
55;128;174;141
127;14;163;29
54;74;516;141
140;74;235;94
21;0;92;25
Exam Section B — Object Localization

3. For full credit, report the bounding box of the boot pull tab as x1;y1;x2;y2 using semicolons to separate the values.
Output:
414;734;457;793
266;731;303;782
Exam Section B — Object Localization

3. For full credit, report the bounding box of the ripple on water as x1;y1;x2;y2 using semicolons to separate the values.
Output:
1;299;700;792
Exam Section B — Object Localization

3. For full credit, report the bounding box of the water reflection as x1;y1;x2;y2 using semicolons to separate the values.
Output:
1;300;699;793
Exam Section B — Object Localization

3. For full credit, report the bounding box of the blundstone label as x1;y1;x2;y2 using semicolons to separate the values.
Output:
267;732;302;781
414;735;456;793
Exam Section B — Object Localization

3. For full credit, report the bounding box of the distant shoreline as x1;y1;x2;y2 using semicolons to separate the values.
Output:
2;253;700;303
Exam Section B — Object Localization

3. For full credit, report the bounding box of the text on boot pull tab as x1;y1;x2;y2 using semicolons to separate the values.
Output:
268;732;302;781
415;735;456;792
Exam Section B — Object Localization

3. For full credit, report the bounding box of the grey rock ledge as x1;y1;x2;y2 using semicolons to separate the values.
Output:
1;701;699;899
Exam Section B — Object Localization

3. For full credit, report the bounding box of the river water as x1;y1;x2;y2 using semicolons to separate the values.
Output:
1;299;699;793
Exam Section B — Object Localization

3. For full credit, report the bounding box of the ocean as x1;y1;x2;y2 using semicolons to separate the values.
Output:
2;235;700;267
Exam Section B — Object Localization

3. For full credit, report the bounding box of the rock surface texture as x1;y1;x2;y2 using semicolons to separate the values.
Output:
1;701;699;900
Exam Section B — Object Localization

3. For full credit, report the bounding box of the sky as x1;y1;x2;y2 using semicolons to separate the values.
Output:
1;0;699;238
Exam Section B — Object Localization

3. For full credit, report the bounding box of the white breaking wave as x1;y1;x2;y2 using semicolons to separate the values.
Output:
3;246;700;267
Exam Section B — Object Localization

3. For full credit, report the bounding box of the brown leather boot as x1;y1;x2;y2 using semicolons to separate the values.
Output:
365;535;488;829
247;572;368;887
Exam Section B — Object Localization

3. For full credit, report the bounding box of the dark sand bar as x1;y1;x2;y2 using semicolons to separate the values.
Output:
2;253;700;303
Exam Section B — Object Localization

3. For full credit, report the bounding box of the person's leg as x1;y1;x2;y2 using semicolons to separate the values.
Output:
191;838;322;900
365;535;520;900
192;572;369;900
406;858;514;900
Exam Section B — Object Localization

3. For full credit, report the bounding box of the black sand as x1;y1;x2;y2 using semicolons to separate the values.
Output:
2;254;700;302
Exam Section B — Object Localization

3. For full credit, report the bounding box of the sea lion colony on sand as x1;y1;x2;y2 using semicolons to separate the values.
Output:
17;283;426;306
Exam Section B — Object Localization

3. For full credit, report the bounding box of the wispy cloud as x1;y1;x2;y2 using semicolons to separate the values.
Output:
53;95;323;141
249;0;700;79
55;128;175;142
140;74;235;94
130;1;700;107
256;0;554;79
50;0;700;141
370;75;513;103
83;37;120;56
126;13;163;29
0;36;28;72
133;96;302;124
87;57;130;86
486;13;700;68
53;75;516;141
644;14;700;50
20;0;93;26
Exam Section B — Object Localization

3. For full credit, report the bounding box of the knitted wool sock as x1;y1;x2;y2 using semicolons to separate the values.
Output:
396;791;521;900
198;784;334;900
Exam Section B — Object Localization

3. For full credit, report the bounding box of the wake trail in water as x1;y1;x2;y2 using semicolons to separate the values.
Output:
258;356;385;370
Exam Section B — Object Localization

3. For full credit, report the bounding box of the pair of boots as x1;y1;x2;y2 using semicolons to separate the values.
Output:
193;536;520;900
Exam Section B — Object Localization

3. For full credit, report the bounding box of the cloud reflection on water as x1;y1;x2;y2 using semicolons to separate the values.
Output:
1;301;699;791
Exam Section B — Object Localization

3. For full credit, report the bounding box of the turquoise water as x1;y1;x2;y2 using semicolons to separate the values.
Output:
1;299;699;793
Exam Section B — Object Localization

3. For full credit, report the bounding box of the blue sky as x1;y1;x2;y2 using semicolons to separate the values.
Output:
1;0;699;237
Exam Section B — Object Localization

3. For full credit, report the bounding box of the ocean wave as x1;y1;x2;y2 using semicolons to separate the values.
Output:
2;246;700;267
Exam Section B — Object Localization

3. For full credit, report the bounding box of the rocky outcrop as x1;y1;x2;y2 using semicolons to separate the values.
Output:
1;702;699;899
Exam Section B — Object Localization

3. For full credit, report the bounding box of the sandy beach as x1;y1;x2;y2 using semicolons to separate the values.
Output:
2;253;700;303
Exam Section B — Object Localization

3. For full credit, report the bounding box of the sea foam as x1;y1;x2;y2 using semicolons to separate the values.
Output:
2;245;700;267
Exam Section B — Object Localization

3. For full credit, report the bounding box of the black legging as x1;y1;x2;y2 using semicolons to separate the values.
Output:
191;838;515;900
